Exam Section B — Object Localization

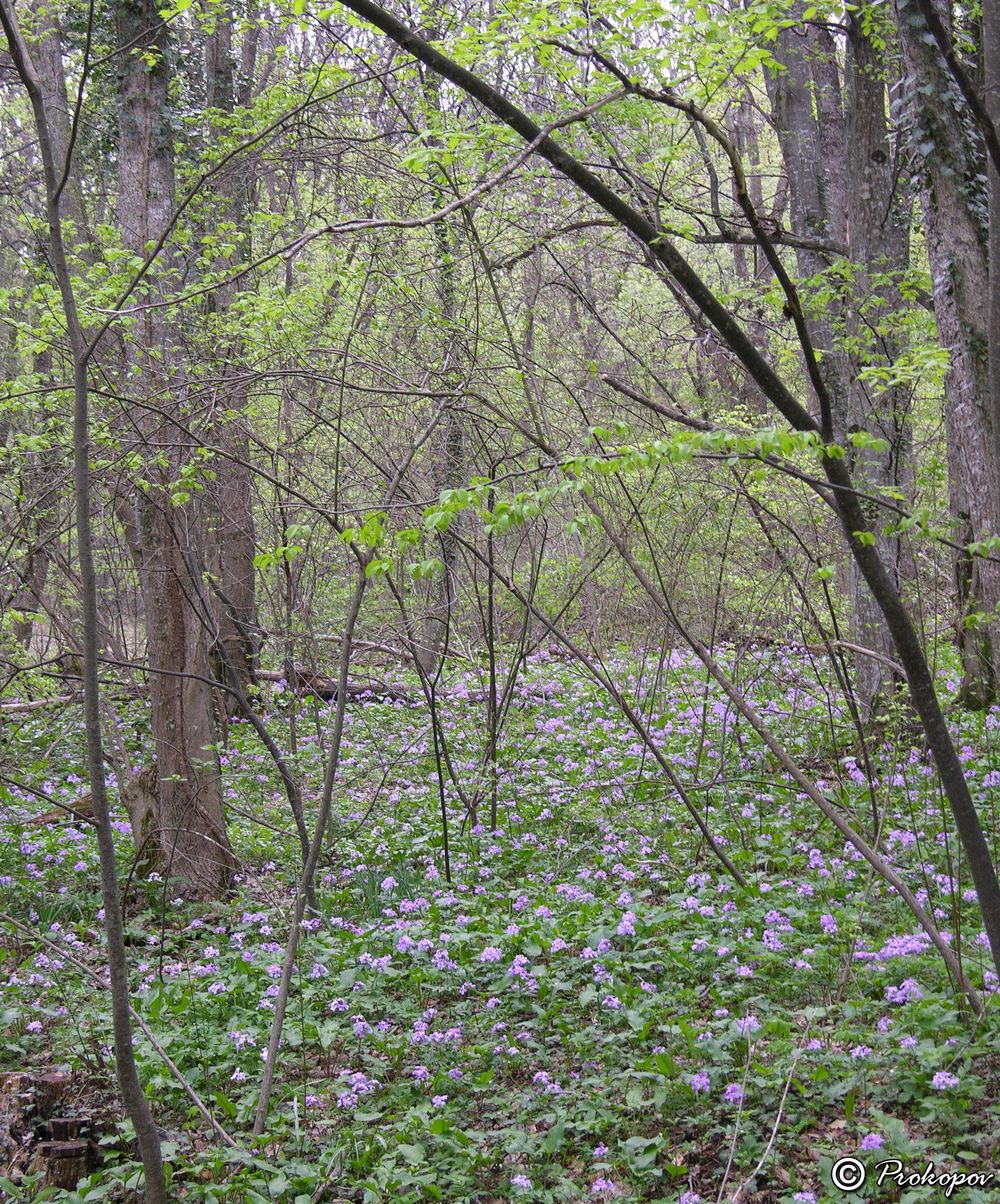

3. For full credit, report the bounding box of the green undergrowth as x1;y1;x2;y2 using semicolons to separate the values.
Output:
2;648;1000;1201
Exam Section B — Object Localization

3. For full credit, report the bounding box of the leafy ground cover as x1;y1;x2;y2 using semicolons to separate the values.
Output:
2;649;1000;1201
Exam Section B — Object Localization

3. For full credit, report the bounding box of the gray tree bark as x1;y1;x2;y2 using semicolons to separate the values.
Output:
9;2;88;652
766;12;909;717
986;0;1000;529
896;0;1000;706
843;13;912;715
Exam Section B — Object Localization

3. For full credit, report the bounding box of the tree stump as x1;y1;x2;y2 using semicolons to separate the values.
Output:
0;1071;95;1187
34;1140;89;1188
35;1071;73;1115
49;1117;87;1140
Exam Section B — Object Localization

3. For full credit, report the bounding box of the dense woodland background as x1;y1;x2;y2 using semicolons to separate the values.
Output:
3;0;1000;1199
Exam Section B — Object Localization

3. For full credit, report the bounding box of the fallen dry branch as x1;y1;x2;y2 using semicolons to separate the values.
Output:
1;695;79;714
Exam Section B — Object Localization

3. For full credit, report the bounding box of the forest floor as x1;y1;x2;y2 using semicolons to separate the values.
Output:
2;647;1000;1202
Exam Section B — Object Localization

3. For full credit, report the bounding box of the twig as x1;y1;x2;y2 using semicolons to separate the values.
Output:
282;90;627;258
827;640;904;676
716;1042;753;1203
728;1045;803;1203
310;1156;344;1202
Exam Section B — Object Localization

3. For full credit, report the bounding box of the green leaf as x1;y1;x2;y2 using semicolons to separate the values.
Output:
365;557;391;579
542;1120;566;1152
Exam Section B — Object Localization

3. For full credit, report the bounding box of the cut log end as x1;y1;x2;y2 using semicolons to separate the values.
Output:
35;1140;90;1189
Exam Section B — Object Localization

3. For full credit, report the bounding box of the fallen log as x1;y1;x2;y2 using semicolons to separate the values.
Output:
4;663;566;735
254;669;415;703
253;669;564;704
27;795;95;827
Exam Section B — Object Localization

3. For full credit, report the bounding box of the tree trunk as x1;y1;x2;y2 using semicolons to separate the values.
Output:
764;16;851;421
116;0;234;897
202;10;261;708
417;60;464;676
132;505;235;895
765;12;908;717
985;0;1000;533
896;0;1000;705
843;12;912;716
10;4;87;652
27;0;87;236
